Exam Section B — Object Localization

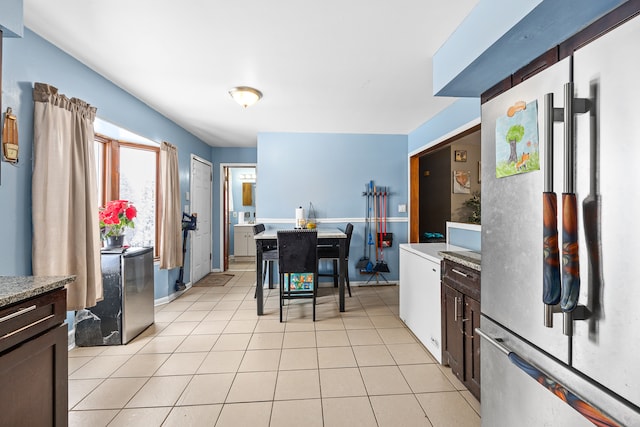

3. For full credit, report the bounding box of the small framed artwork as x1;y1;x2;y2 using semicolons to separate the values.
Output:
453;170;471;194
455;150;467;162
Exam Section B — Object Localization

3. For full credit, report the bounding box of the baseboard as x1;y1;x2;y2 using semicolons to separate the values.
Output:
351;280;397;287
256;217;408;224
154;281;192;306
230;256;255;262
315;280;397;288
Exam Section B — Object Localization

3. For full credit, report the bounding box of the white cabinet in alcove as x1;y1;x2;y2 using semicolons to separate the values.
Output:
234;224;256;257
399;245;443;363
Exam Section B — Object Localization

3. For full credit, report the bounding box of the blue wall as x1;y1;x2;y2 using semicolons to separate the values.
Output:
1;28;212;303
0;0;24;37
408;98;480;154
256;132;409;282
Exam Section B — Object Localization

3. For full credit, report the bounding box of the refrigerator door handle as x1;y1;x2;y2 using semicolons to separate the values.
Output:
560;82;591;336
475;327;510;355
542;92;563;328
476;327;623;426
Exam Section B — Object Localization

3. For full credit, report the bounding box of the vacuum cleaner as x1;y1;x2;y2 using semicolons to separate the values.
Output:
175;212;197;291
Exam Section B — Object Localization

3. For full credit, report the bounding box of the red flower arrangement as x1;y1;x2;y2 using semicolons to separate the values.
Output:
99;200;137;238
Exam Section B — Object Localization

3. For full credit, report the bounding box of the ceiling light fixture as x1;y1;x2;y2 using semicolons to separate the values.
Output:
229;86;263;108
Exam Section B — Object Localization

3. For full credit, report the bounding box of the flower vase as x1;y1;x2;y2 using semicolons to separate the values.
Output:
105;235;125;249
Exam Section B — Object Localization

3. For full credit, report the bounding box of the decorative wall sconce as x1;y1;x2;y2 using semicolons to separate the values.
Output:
240;173;256;182
3;107;19;164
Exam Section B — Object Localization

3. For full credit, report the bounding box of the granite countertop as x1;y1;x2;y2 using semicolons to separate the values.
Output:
399;243;471;264
439;250;481;271
0;276;75;308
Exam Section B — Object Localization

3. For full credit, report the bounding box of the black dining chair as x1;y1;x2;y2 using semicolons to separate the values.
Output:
253;224;277;298
318;223;353;297
277;229;318;322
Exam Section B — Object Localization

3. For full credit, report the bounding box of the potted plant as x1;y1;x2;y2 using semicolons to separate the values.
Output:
464;192;481;224
99;200;137;248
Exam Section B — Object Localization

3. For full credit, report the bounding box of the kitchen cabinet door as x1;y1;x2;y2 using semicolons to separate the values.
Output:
442;258;481;398
234;225;256;257
442;283;464;381
0;323;68;426
234;227;247;256
464;296;481;400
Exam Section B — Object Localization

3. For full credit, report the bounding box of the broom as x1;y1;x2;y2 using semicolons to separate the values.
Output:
365;181;376;272
374;186;390;273
356;183;370;269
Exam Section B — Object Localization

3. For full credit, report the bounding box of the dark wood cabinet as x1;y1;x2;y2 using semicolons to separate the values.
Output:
441;258;481;400
0;288;68;426
442;283;464;379
463;295;481;398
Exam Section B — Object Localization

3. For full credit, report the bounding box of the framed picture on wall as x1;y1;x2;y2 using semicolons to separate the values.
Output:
453;170;471;194
242;182;253;206
455;150;467;162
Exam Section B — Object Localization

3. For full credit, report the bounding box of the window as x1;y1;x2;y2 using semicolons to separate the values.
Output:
96;134;160;256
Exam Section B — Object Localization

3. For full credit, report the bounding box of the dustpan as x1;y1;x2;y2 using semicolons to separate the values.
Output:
356;257;370;269
372;260;390;273
355;259;369;269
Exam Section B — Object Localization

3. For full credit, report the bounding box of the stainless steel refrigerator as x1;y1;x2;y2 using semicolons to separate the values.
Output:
479;14;640;426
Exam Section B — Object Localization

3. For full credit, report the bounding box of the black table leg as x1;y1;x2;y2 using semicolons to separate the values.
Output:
256;241;264;316
269;261;275;289
339;239;346;312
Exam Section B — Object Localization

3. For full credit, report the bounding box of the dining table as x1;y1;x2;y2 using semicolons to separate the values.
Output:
253;228;348;316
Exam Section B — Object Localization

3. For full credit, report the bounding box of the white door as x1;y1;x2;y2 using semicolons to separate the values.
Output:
190;156;212;284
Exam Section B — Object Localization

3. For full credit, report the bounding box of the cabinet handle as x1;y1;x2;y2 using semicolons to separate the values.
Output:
0;305;36;323
451;268;469;278
461;318;475;338
2;314;55;340
453;296;459;320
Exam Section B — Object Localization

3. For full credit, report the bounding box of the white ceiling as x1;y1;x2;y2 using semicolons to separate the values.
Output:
24;0;478;148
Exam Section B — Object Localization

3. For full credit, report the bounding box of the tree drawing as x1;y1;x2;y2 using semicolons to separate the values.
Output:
506;124;525;163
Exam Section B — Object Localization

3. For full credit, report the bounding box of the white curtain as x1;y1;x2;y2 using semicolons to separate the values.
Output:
159;141;182;269
32;83;102;310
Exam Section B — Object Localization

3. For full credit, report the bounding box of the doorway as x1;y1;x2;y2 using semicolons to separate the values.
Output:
190;155;213;284
419;146;452;236
409;125;481;242
220;163;257;272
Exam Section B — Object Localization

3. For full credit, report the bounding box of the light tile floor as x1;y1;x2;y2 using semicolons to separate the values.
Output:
68;266;481;426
